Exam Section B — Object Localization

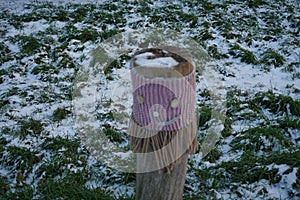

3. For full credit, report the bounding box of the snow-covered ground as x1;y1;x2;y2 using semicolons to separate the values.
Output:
0;0;299;199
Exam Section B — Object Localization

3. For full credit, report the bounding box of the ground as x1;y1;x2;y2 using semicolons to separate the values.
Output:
0;0;299;199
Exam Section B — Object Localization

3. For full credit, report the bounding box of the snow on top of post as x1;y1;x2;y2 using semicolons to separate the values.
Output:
134;52;179;68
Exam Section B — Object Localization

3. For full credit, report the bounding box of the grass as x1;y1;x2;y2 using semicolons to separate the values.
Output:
252;91;300;117
219;154;282;185
231;126;293;152
31;64;59;75
207;44;228;60
5;145;42;175
192;89;298;192
2;171;116;200
0;0;299;199
261;48;286;70
77;27;100;43
226;89;300;121
278;118;300;130
229;44;258;65
191;88;300;198
197;104;212;129
104;54;131;80
19;118;44;138
37;173;115;200
52;107;71;121
31;64;60;82
6;87;19;97
0;42;12;64
202;148;222;163
247;0;265;8
0;133;117;199
103;127;126;144
18;35;43;56
188;148;300;196
2;185;35;200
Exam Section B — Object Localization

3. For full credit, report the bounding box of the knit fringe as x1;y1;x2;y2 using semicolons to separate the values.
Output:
129;116;198;173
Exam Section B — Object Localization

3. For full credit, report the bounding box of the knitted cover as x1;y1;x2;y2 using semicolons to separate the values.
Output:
128;47;198;172
131;67;196;131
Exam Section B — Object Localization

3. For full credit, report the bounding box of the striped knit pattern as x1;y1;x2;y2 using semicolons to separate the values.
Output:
130;63;196;131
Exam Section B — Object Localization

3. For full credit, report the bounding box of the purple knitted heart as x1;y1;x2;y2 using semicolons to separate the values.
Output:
130;68;196;131
133;83;181;130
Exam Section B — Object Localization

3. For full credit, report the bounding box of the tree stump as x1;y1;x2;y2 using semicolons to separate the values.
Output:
128;46;197;200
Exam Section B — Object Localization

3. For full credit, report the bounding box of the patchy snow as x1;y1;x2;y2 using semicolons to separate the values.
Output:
0;0;299;199
264;164;299;200
222;62;300;99
22;20;50;35
0;0;106;13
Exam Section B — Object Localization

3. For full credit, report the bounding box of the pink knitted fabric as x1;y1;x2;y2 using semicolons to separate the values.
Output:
130;64;196;131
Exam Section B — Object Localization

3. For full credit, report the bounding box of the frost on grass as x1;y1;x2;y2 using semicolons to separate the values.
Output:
0;0;300;199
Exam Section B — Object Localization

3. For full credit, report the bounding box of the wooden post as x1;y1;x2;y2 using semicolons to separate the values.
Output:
129;46;197;200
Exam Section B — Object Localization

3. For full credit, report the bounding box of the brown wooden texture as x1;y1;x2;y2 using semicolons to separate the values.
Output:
135;153;189;200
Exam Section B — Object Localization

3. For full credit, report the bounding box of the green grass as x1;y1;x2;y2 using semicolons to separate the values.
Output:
0;133;117;199
103;54;131;80
77;27;100;43
231;126;293;153
278;118;300;130
37;173;115;200
202;148;222;163
0;42;12;64
189;149;300;194
229;44;258;65
31;64;59;75
252;91;300;117
226;90;300;120
261;48;286;70
0;176;10;196
220;154;282;185
207;44;228;60
6;87;19;97
6;146;42;172
0;137;8;158
2;171;115;200
31;64;60;82
221;116;233;138
0;0;299;199
53;107;71;121
186;89;300;198
19;118;44;138
19;35;43;56
2;185;35;200
42;136;80;156
247;0;265;8
103;128;126;143
197;104;212;129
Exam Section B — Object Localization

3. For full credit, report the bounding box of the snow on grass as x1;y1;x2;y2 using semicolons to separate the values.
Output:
0;0;299;199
